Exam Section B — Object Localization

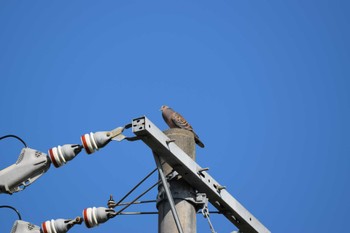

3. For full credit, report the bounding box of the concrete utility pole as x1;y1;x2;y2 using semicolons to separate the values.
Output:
156;128;197;233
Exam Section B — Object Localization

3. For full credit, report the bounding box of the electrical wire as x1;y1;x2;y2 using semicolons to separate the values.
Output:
0;135;28;148
0;205;22;220
111;167;175;217
116;200;157;206
115;179;162;215
114;167;158;207
119;210;222;215
119;211;158;215
118;211;222;215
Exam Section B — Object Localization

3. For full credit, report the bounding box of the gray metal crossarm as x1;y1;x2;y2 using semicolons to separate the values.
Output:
131;116;270;233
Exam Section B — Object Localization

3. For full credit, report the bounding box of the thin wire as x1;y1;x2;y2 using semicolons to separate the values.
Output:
205;215;217;233
112;168;175;216
119;211;158;215
0;205;22;220
115;179;162;215
205;211;221;214
116;210;222;216
116;200;157;206
114;167;158;207
0;135;28;148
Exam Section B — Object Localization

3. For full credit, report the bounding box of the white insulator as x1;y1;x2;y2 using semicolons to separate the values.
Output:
41;218;80;233
81;133;98;154
83;207;98;228
81;131;111;154
41;220;56;233
48;144;82;168
82;207;114;228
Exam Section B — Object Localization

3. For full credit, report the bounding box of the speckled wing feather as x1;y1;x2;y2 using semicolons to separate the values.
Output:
171;111;194;131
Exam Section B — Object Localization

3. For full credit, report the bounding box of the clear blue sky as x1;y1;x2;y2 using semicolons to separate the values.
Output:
0;1;349;232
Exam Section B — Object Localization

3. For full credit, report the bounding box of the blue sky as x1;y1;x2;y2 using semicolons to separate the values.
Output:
0;1;349;232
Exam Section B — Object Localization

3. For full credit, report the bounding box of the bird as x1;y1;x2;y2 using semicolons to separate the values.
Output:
160;105;205;148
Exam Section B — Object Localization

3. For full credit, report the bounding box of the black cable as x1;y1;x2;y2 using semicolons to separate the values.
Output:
114;170;176;214
0;135;28;148
205;211;221;214
115;179;162;215
114;167;158;207
0;205;22;220
110;165;173;216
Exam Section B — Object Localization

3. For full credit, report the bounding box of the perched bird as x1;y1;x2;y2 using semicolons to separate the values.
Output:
160;105;205;148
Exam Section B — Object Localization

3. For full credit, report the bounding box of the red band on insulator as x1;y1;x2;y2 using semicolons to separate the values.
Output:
81;135;92;154
49;148;59;168
41;222;48;233
83;209;92;228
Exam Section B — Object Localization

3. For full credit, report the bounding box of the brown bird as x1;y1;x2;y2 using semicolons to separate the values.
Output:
160;105;205;148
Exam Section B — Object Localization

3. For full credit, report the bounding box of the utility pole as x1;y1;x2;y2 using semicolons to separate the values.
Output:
156;128;197;233
133;116;270;233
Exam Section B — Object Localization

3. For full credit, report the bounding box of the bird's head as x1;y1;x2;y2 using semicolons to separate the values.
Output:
160;105;169;112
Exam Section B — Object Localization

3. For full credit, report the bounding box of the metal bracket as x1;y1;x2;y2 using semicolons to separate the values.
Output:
191;192;217;233
66;217;83;228
193;193;208;210
107;195;118;209
110;124;141;142
109;126;127;142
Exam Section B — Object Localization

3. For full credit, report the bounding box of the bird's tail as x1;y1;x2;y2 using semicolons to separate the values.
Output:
195;136;205;148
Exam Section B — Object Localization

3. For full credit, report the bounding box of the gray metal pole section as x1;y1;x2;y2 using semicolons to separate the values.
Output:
156;128;197;233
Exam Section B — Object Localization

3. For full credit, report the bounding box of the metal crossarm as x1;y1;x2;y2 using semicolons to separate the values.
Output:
131;116;270;233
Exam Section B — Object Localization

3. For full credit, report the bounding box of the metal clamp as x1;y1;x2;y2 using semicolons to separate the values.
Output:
110;124;140;142
193;193;208;211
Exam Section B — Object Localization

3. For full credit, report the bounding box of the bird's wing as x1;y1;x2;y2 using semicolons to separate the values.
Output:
171;112;194;131
172;111;205;148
